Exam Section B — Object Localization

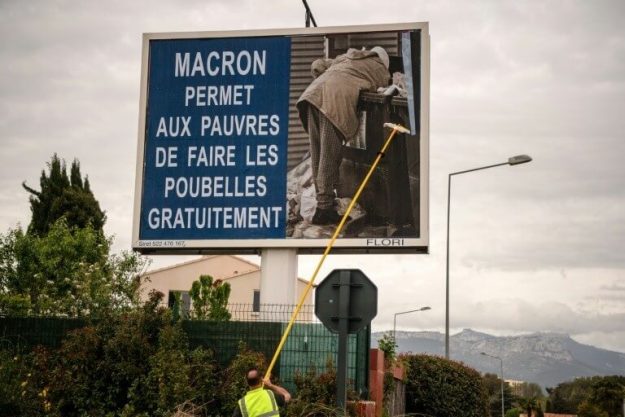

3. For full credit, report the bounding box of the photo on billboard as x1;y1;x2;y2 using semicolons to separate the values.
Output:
132;23;429;254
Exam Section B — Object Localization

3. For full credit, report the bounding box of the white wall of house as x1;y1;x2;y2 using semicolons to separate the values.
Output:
139;255;313;320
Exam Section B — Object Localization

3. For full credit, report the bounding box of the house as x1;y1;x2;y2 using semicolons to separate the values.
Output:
506;379;527;397
140;255;314;321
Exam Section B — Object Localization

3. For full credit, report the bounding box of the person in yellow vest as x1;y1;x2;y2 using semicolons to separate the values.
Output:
233;367;291;417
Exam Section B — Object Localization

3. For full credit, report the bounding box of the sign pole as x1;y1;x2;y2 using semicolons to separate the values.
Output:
336;270;351;409
315;269;377;409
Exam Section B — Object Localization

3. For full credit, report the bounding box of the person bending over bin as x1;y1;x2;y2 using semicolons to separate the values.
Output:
296;46;390;225
233;368;291;417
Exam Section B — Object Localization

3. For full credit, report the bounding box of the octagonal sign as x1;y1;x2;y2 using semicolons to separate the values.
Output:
315;269;377;333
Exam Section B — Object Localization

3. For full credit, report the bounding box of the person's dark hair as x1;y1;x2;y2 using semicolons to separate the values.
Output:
246;367;262;387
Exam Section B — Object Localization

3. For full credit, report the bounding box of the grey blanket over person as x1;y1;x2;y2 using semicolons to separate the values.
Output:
296;48;390;141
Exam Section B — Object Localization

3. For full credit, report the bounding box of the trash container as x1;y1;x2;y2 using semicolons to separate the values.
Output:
338;92;418;237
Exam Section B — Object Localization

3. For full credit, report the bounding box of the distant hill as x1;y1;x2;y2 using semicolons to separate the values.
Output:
372;329;625;389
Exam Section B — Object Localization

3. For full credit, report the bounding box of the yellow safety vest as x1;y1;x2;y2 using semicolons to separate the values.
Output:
238;387;280;417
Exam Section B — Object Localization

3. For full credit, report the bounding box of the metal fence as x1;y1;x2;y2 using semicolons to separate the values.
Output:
0;315;87;349
0;304;370;395
226;303;317;323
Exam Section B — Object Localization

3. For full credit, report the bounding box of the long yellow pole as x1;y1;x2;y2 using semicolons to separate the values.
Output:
264;124;406;381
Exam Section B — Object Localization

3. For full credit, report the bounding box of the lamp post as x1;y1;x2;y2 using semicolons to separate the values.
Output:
445;154;532;359
481;352;505;417
393;306;431;341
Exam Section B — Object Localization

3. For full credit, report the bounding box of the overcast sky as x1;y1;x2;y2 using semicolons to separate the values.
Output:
1;0;624;353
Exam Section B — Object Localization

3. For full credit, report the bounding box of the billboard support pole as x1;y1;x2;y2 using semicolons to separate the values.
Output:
260;1;319;349
260;249;297;316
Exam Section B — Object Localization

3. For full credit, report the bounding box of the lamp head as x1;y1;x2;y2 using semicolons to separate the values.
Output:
508;154;532;166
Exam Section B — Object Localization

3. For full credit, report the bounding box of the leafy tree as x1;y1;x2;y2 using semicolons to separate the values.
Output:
577;401;609;417
546;378;593;413
170;291;184;322
513;382;545;417
547;376;625;416
516;381;544;399
483;372;515;416
1;154;145;317
535;403;545;417
0;293;30;316
517;396;539;417
377;331;403;413
189;275;231;321
377;331;397;362
403;354;490;417
0;219;145;316
586;376;625;417
22;154;105;236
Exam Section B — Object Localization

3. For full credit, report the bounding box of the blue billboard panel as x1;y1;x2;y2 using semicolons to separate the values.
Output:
133;24;430;254
140;36;291;240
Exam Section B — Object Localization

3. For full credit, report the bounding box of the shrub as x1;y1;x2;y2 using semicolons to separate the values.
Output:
577;401;609;417
0;349;29;416
189;274;231;321
291;358;338;407
217;341;267;416
48;325;110;416
41;291;221;417
40;293;167;416
4;295;386;416
402;354;490;417
0;346;56;417
286;358;361;417
377;332;396;363
505;408;522;417
187;347;220;412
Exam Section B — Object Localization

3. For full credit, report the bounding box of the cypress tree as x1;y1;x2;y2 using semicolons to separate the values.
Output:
22;154;106;236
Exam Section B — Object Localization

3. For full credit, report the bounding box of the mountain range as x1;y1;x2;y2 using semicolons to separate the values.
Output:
372;329;625;389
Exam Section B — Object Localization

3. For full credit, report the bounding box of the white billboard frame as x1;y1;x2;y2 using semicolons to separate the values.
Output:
132;22;430;254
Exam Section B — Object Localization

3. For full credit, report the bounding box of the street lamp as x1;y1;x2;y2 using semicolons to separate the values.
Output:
393;306;431;340
481;352;505;417
445;154;532;359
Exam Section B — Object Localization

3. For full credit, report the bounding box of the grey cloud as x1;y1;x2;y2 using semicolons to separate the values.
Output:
457;299;625;334
574;331;625;353
586;294;625;302
601;283;625;292
428;1;625;144
458;196;625;270
2;0;625;352
431;131;625;270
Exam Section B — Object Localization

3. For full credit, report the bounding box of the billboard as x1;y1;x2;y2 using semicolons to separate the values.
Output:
133;23;429;254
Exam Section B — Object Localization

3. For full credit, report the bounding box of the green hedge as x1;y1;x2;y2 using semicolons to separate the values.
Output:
403;354;490;417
